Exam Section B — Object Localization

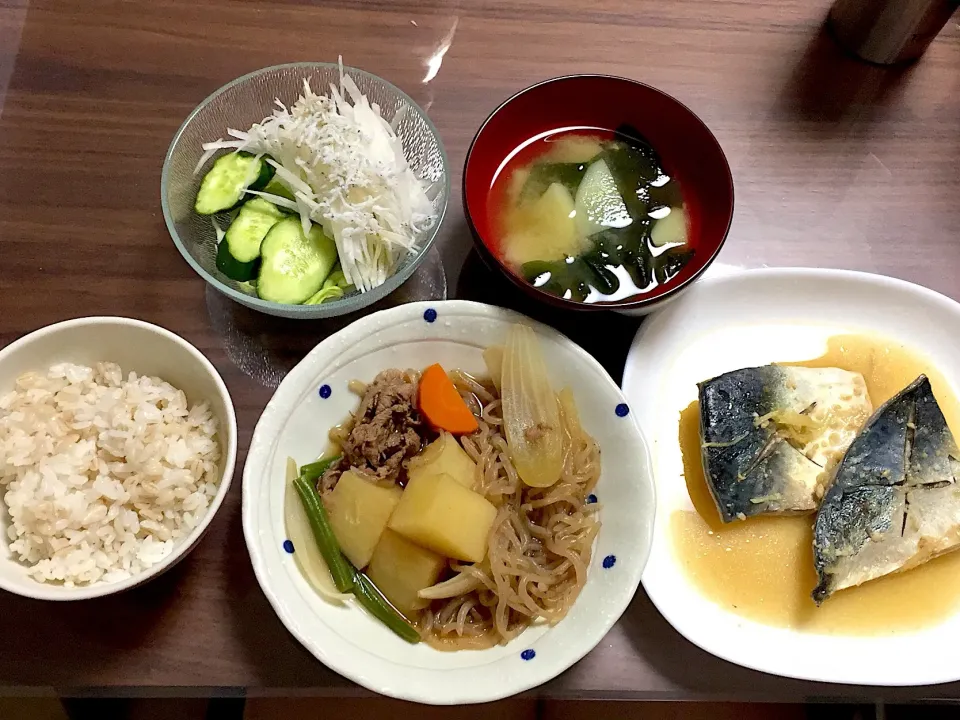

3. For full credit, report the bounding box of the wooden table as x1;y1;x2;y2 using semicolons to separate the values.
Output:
1;0;959;701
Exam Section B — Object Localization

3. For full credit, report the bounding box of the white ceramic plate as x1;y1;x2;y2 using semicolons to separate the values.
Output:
243;300;654;704
622;267;960;686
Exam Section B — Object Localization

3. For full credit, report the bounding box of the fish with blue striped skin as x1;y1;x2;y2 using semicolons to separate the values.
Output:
698;366;873;523
813;375;960;603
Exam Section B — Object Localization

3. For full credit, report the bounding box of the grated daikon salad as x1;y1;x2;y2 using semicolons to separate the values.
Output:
198;62;436;292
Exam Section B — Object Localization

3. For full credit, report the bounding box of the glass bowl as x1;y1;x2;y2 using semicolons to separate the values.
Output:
161;63;450;319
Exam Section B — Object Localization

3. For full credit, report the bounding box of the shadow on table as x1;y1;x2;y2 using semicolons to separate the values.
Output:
455;250;642;384
222;504;356;690
205;247;448;390
616;589;821;700
0;556;192;686
776;20;917;130
616;587;960;703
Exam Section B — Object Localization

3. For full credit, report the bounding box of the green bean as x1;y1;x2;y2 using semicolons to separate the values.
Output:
292;477;355;593
293;471;420;643
353;572;421;644
299;455;342;484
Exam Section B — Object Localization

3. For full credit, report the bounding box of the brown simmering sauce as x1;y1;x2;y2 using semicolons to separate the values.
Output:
672;334;960;634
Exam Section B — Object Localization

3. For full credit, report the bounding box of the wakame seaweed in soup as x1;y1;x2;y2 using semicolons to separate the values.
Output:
490;125;692;303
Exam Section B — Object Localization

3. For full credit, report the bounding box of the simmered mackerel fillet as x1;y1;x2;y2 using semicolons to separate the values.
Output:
813;375;960;603
698;366;872;523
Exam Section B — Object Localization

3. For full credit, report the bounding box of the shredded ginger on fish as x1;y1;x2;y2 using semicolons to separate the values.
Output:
199;59;436;292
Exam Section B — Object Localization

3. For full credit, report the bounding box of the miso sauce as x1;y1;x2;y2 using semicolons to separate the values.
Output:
487;127;694;303
672;334;960;634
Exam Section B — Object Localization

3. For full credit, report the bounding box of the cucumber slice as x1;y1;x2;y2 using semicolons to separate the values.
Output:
261;176;296;203
195;152;275;215
215;198;283;281
216;240;254;282
257;218;338;304
225;198;283;263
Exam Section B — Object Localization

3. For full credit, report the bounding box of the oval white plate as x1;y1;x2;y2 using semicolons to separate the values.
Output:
243;300;654;704
622;267;960;687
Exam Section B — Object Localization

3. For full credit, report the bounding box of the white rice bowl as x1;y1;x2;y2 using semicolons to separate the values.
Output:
0;362;221;587
0;316;236;600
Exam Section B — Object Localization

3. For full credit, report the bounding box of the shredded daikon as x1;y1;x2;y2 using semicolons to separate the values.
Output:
211;217;226;243
199;60;436;292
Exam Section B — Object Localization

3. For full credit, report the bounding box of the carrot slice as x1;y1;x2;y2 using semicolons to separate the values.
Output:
418;363;479;435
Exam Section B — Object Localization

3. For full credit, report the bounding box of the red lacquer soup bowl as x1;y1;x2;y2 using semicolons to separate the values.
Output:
463;75;734;315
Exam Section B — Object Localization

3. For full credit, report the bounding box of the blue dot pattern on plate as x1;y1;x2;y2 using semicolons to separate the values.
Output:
586;494;598;504
319;384;332;399
283;540;295;554
615;403;630;417
602;554;616;569
423;308;438;323
520;649;536;661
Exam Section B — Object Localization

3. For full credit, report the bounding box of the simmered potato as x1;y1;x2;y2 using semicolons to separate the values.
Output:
650;207;688;247
574;158;631;237
503;182;588;267
366;529;446;618
388;472;497;562
407;432;478;489
327;469;402;569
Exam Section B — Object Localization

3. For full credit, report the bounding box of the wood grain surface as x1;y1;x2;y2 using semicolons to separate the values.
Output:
0;0;959;700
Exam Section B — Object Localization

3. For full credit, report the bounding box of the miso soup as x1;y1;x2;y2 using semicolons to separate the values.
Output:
487;126;693;303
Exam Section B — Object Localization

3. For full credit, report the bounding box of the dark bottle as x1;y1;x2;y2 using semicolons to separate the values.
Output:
829;0;960;64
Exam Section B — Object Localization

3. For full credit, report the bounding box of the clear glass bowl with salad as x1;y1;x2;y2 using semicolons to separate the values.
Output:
161;62;450;319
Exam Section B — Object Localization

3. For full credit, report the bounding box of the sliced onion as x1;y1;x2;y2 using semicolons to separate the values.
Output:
558;387;583;440
283;458;352;603
418;571;482;600
502;324;563;488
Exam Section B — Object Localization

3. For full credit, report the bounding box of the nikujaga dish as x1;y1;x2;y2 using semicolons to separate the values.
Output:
243;299;654;703
284;323;602;648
